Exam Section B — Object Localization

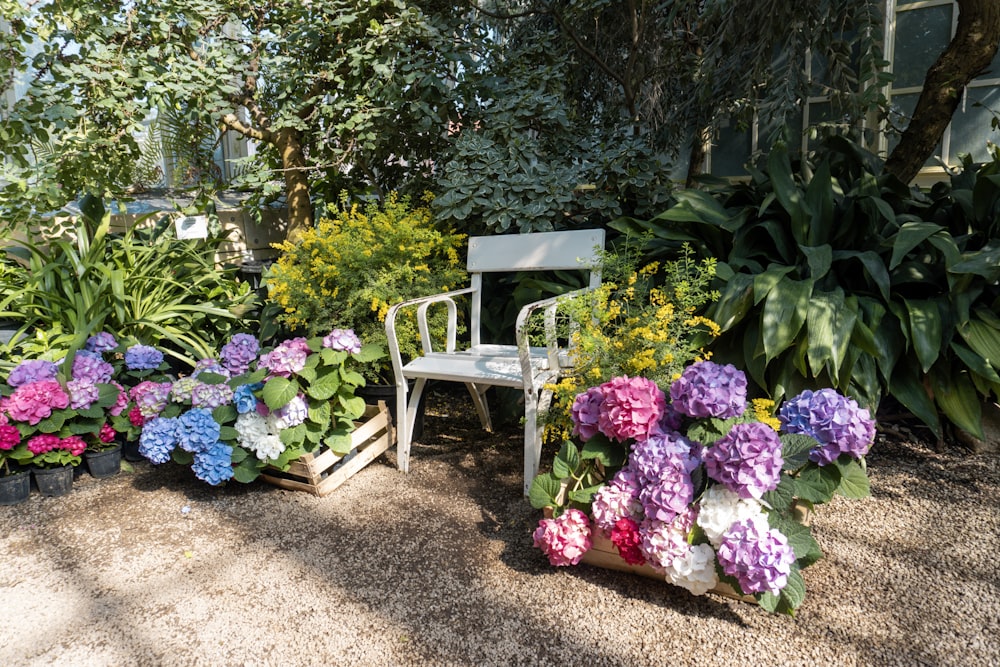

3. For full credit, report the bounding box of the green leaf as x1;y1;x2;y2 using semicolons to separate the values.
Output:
777;567;807;614
768;144;810;243
794;463;840;503
890;363;941;438
903;298;943;373
552;441;582;479
580;436;627;468
930;368;984;439
761;277;813;363
567;484;603;505
262;376;300;410
889;222;944;270
528;473;563;509
806;288;856;381
761;474;798;512
232;459;262;483
307;371;343;401
779;434;816;471
959;318;1000;371
325;431;354;456
834;458;871;498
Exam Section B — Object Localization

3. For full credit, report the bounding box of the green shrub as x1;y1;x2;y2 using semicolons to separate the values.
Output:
266;192;467;382
612;136;1000;439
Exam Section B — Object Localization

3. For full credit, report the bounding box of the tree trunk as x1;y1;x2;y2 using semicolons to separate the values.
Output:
884;0;1000;183
275;127;313;243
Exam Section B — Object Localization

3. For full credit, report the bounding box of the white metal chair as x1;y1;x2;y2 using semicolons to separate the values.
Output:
385;229;605;495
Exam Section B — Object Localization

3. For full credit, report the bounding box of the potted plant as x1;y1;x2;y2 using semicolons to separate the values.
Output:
0;415;30;504
266;192;467;393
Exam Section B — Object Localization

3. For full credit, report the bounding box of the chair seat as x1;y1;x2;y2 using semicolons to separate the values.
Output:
400;345;555;389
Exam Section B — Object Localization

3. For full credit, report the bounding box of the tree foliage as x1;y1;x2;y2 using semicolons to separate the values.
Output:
0;0;477;237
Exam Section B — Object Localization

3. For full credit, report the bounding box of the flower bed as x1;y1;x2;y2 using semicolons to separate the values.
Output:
530;361;875;616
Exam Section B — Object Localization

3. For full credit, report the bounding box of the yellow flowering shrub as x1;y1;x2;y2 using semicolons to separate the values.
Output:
544;244;720;439
267;192;467;381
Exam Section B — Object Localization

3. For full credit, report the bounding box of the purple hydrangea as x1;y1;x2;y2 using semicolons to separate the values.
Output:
191;382;235;410
669;361;747;419
591;471;644;532
139;417;181;464
269;394;308;430
716;515;796;595
322;328;362;354
72;353;114;384
192;442;234;486
234;383;263;414
84;332;118;354
704;421;784;500
639;466;696;523
67;379;100;410
220;333;260;375
779;388;876;465
259;338;310;377
177;408;222;453
125;344;164;371
570;386;605;441
597;376;666;442
629;430;700;481
7;359;59;387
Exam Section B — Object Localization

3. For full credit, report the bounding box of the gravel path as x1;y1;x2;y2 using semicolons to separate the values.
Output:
2;389;998;667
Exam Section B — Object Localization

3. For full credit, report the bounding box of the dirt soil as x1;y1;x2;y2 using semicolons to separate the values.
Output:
1;385;998;666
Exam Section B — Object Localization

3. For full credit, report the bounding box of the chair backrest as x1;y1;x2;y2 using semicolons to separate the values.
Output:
466;229;605;347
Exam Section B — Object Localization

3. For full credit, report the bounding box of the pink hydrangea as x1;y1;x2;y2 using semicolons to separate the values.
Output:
639;516;693;571
259;338;310;377
591;472;644;533
570;386;605;441
532;508;593;567
597;376;666;442
108;381;129;417
27;433;61;455
0;424;21;451
99;423;117;443
6;380;71;425
61;435;87;456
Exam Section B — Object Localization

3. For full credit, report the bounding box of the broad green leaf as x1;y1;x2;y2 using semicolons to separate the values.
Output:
779;434;817;471
761;473;798;511
930;368;984;439
805;158;834;246
552;441;582;479
889;364;942;438
232;459;262;483
806;288;856;381
800;244;832;280
567;484;603;505
580;436;627;468
768;144;810;243
888;222;944;270
794;463;840;503
307;371;343;401
761;277;813;363
950;340;1000;384
710;272;754;332
949;243;1000;282
903;298;943;372
262;376;300;410
958;318;1000;370
529;473;563;509
325;431;354;456
777;567;807;614
834;458;871;498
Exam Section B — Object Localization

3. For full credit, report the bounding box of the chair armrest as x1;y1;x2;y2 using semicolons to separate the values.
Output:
385;287;476;383
514;285;598;382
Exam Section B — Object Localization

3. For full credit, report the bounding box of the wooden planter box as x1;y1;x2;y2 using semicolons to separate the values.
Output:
260;402;394;497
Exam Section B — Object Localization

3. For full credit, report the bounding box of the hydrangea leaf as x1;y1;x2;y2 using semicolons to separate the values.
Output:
219;425;239;443
307;371;343;401
552;441;582;479
297;365;318;384
580;436;627;468
213;404;237;425
279;423;306;446
779;433;816;470
528;473;562;509
196;371;229;385
761;474;797;513
768;513;823;567
171;449;194;465
262;376;299;410
793;463;840;503
339;395;367;421
229;445;249;463
757;590;779;613
309;400;332;426
353;343;385;364
777;567;806;614
834;458;871;498
325;431;354;456
567;483;602;506
232;459;261;483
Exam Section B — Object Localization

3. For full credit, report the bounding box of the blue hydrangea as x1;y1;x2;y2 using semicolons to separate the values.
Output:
779;388;876;465
234;383;263;414
125;344;164;371
192;442;234;485
84;332;118;353
177;408;222;453
139;417;181;464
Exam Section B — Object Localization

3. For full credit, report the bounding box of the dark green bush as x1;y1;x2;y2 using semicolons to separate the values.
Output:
612;136;1000;439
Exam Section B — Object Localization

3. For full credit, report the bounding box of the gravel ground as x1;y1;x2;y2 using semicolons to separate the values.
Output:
1;387;998;667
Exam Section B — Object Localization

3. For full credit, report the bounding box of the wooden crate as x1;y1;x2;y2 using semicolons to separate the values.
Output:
260;402;393;497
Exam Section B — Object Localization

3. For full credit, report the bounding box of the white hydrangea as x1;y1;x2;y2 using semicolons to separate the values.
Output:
254;434;285;461
665;543;719;595
696;485;763;547
639;519;691;572
235;412;269;448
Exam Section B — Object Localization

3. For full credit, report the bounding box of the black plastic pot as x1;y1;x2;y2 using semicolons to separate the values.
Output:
85;444;123;478
33;465;74;497
0;469;31;505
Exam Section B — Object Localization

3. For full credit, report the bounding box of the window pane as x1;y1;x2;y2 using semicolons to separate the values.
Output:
893;6;954;88
711;122;753;177
950;86;1000;162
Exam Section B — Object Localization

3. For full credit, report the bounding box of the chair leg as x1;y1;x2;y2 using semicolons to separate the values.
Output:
465;382;493;432
523;390;542;497
395;377;426;474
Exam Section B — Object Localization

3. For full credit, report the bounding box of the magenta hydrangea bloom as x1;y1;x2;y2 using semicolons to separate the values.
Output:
7;359;59;387
610;517;646;565
779;388;876;465
532;508;592;567
597;376;666;442
669;361;747;419
704;422;783;500
0;423;21;450
61;435;87;456
27;433;62;455
6;380;71;425
716;515;796;595
322;328;362;354
220;333;260;375
570;386;605;441
108;381;129;417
